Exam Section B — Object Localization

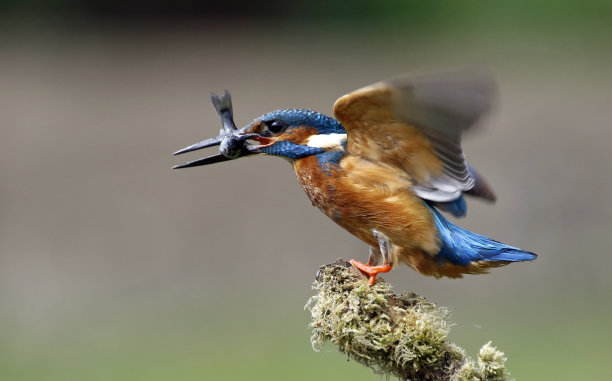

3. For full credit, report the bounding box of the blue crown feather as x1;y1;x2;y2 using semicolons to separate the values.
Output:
256;109;345;134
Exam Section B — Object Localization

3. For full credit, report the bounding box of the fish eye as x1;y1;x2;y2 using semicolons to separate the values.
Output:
263;119;286;134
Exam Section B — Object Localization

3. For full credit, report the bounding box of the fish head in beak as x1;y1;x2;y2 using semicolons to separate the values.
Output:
172;124;275;169
172;91;275;169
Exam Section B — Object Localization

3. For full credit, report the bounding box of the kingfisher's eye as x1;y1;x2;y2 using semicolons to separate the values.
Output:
264;119;286;134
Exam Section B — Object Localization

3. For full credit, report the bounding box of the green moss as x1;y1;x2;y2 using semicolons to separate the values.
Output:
478;342;508;381
453;360;480;381
306;260;508;381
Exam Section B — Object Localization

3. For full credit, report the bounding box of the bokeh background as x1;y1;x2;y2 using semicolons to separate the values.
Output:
1;1;611;380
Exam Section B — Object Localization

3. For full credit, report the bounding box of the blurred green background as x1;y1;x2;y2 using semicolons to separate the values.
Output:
1;1;611;380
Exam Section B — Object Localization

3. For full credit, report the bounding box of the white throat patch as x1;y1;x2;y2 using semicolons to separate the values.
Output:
306;133;347;149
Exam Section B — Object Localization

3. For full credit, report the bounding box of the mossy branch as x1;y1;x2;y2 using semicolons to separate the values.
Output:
306;260;508;381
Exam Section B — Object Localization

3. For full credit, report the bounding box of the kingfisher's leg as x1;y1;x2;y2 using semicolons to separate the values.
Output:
350;229;393;285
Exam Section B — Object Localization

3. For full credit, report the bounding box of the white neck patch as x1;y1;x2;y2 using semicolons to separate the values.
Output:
306;133;347;149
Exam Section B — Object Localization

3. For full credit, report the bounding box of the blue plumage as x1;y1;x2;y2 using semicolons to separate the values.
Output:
261;141;324;159
256;109;345;134
316;151;345;175
262;136;346;174
427;204;536;266
434;196;467;218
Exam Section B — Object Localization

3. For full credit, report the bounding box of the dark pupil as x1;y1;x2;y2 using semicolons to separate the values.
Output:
267;120;285;133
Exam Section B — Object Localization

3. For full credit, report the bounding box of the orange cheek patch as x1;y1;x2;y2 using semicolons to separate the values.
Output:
284;126;318;145
245;121;263;134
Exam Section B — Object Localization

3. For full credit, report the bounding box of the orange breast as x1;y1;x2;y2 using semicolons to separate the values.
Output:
293;155;439;262
292;154;504;278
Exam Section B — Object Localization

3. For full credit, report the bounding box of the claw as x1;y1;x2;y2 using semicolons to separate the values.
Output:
350;259;392;285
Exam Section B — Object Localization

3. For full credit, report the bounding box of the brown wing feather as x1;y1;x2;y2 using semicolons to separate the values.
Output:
333;72;497;203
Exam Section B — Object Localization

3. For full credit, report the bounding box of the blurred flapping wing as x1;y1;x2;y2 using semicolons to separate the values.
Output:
333;72;497;204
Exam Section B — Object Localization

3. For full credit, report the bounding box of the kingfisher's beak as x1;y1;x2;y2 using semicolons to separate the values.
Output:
172;127;273;169
172;133;237;169
172;90;273;169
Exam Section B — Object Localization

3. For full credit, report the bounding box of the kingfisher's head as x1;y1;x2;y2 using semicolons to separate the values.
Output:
173;101;347;168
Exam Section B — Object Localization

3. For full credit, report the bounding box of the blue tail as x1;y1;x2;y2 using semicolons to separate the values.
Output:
427;204;537;266
432;196;467;218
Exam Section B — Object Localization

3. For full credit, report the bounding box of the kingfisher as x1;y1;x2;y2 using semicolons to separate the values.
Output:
173;73;536;284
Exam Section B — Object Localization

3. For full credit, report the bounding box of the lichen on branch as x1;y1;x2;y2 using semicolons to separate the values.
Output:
306;260;508;381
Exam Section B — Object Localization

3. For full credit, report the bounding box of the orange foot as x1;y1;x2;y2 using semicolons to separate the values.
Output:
349;260;392;285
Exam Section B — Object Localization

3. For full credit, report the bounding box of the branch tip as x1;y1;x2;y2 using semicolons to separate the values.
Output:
306;260;508;381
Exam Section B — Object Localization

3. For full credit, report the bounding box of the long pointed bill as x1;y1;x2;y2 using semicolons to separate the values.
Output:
173;132;245;168
173;90;274;169
173;131;274;169
172;152;233;169
173;135;224;156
